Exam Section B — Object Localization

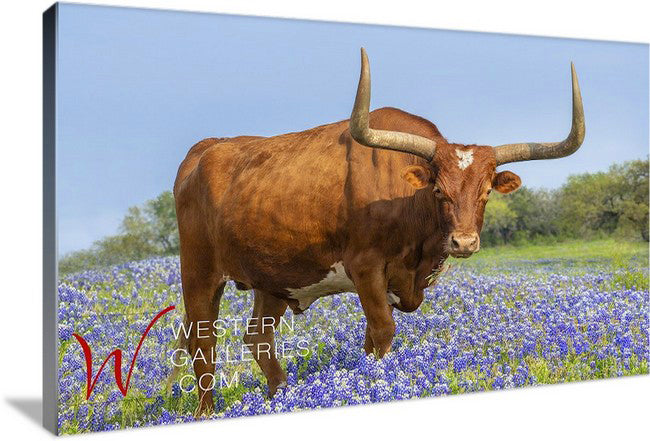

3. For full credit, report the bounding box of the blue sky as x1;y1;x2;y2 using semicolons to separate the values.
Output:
56;3;649;255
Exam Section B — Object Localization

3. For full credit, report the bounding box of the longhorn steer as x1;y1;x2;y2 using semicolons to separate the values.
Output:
173;48;585;414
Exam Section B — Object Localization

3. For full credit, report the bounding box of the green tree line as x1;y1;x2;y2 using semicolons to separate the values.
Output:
59;159;648;274
482;159;648;245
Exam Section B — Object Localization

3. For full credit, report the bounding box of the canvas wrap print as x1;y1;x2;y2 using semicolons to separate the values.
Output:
42;3;650;435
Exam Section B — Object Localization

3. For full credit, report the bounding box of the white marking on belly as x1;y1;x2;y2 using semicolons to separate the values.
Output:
386;291;401;305
455;149;474;170
286;262;356;310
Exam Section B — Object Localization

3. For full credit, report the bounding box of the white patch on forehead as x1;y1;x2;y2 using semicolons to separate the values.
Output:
455;149;474;170
386;291;401;305
286;262;356;310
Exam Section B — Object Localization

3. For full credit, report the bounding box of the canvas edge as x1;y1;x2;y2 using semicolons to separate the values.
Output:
43;2;59;435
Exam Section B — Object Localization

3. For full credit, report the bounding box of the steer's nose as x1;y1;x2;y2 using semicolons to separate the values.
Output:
448;232;480;257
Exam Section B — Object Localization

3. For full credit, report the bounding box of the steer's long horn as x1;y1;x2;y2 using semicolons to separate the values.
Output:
350;48;437;161
494;63;586;166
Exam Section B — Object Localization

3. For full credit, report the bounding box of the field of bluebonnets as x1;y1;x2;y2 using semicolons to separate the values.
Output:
57;240;649;434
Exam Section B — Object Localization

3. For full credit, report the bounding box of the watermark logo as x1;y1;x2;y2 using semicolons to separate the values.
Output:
72;305;175;399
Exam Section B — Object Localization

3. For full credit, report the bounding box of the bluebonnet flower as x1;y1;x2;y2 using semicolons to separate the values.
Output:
56;256;649;433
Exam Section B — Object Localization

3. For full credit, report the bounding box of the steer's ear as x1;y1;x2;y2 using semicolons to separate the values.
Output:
493;170;521;194
401;165;432;189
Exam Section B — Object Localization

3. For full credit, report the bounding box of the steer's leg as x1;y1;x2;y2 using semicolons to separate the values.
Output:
363;304;394;355
183;275;225;417
363;323;374;354
243;290;288;397
349;261;395;357
177;221;225;417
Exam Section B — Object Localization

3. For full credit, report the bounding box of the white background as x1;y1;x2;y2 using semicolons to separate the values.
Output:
0;0;648;438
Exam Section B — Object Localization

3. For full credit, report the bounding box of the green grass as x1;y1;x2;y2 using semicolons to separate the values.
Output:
454;239;648;265
447;238;649;291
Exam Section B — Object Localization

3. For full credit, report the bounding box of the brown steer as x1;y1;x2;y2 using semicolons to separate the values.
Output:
173;48;585;414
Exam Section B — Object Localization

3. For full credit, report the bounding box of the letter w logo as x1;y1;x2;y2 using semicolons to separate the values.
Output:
72;305;175;399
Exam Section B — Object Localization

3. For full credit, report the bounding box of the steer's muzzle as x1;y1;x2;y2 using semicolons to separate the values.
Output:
448;232;480;258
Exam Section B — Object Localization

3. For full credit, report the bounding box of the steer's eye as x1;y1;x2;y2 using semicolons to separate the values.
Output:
433;187;443;197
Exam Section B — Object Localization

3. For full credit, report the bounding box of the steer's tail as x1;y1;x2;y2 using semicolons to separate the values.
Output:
165;313;190;394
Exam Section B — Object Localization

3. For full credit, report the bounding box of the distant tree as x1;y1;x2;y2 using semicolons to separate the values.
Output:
507;187;560;240
95;233;158;264
557;159;648;241
58;248;102;274
609;159;649;241
59;191;179;274
481;193;518;245
557;171;617;237
144;191;179;255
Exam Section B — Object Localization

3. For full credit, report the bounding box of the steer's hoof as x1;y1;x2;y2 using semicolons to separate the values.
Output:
193;406;215;419
268;380;288;398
